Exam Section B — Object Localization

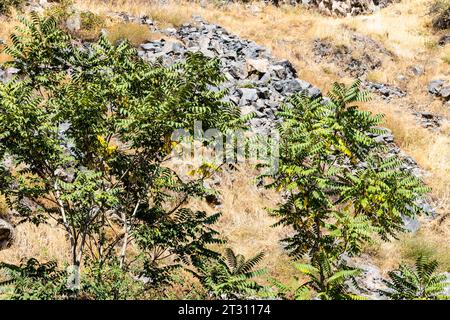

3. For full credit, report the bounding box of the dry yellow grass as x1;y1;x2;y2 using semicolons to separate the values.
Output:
106;22;165;46
0;222;70;266
187;165;295;282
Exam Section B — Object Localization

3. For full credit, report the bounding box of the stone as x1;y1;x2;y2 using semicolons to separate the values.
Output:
228;63;248;80
247;58;270;74
419;112;435;119
66;13;81;33
438;35;450;46
0;219;14;250
363;81;406;100
162;41;183;54
409;66;424;76
428;79;446;95
241;104;257;116
307;86;322;98
238;88;258;105
440;86;450;99
164;27;177;34
402;215;420;233
140;42;158;51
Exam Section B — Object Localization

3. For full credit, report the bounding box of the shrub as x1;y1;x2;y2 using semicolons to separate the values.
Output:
0;259;67;300
0;13;246;297
379;255;449;300
265;80;430;299
430;0;450;30
189;248;267;299
75;11;106;41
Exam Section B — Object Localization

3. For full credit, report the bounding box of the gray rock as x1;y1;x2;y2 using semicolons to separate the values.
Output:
363;81;406;100
438;35;450;46
238;88;258;105
440;86;450;99
241;104;257;116
428;79;446;95
162;41;183;54
0;219;14;250
409;66;424;76
307;86;322;99
247;58;270;74
402;215;420;233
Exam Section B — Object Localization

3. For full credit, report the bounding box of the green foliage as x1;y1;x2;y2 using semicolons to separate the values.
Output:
79;259;145;300
0;0;25;15
265;80;430;299
189;248;266;299
379;255;449;300
294;253;364;300
0;259;67;300
0;13;245;297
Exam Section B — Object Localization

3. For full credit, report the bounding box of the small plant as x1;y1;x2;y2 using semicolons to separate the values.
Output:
190;248;266;299
0;259;67;300
429;0;450;30
379;255;449;300
264;80;430;299
293;254;364;300
75;11;106;41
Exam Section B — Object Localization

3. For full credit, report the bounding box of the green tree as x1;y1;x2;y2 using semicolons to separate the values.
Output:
0;13;245;295
265;81;430;299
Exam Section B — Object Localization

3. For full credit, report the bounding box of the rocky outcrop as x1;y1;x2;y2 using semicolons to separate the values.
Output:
313;34;392;77
363;81;406;100
428;79;450;101
302;0;394;16
0;219;14;250
136;16;321;135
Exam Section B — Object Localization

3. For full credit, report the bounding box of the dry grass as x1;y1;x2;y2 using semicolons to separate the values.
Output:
0;222;70;266
106;22;164;46
167;157;294;282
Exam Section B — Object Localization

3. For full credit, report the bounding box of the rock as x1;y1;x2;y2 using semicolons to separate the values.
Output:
363;81;406;100
162;41;183;54
440;86;450;99
402;215;420;233
409;66;424;76
428;79;446;95
0;219;14;250
247;58;270;74
432;7;450;30
238;88;258;105
442;273;450;297
241;104;257;116
344;255;386;299
305;0;394;17
438;35;450;46
66;13;81;33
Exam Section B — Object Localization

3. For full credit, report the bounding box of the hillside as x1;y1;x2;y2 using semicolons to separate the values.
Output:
0;0;449;301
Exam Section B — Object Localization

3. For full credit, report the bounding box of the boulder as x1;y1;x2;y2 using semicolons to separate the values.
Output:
427;79;446;95
0;219;14;250
247;58;270;74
